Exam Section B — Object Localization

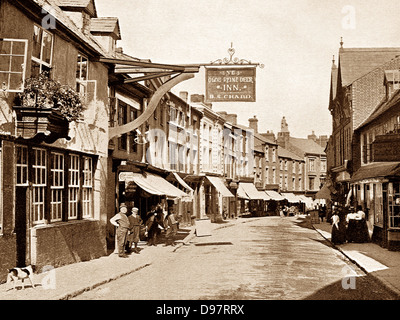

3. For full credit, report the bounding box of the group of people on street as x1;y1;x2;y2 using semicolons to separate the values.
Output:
110;202;179;258
330;204;369;245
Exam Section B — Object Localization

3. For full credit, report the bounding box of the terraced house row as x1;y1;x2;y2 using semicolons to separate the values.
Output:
326;40;400;250
0;0;327;280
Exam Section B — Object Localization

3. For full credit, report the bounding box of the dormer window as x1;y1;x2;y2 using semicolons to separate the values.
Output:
384;70;400;100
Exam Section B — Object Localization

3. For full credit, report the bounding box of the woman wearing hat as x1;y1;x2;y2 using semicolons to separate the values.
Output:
110;203;130;258
126;207;143;254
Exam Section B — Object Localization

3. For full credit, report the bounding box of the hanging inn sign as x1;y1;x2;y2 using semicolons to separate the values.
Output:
205;44;263;103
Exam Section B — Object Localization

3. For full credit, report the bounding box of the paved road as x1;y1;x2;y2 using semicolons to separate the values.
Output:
73;216;399;300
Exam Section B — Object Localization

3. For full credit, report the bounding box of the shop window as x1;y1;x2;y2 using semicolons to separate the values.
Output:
32;148;47;224
82;156;93;218
389;182;400;229
50;153;64;222
0;38;28;92
31;25;53;77
68;154;80;219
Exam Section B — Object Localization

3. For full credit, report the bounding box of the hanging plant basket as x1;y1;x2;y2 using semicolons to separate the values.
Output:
13;72;85;142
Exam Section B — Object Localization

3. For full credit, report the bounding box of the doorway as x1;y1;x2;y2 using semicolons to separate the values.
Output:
15;186;28;267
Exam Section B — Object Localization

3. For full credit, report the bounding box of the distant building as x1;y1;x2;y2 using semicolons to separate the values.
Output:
277;117;326;196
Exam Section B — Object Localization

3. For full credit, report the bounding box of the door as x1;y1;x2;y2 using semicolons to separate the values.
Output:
15;186;28;267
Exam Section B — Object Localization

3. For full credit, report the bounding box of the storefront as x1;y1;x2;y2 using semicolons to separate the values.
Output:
204;176;234;222
351;162;400;250
118;170;188;222
264;190;285;215
167;172;194;226
237;182;270;216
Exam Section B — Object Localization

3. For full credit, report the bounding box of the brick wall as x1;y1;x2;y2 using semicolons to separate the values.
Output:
0;235;16;282
31;220;106;271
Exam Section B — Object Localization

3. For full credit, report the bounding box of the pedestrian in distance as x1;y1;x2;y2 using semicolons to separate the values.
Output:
164;207;179;246
110;203;130;258
126;207;143;254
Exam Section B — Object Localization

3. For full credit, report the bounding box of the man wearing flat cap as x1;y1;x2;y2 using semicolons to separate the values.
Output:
110;203;130;258
126;207;143;254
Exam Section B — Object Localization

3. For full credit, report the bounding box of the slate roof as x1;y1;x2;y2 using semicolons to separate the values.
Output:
277;147;304;162
90;17;121;40
287;137;325;157
54;0;97;16
339;47;400;87
35;0;109;57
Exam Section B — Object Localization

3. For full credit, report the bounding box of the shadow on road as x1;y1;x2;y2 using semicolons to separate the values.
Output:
303;274;400;300
293;216;314;230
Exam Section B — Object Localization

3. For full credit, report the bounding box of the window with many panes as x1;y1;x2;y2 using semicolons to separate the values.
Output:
68;154;80;219
31;25;53;76
16;145;28;186
389;183;400;229
0;39;28;92
82;156;93;218
32;148;47;224
51;153;64;222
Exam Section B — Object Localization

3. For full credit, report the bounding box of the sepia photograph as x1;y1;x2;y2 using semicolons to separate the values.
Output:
1;0;400;308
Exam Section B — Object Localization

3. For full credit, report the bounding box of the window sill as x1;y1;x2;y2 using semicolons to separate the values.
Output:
32;218;98;230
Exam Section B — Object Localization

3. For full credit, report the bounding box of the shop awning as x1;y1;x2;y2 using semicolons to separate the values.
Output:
298;195;314;207
239;183;270;200
265;190;285;201
206;176;234;198
127;173;165;196
237;184;250;199
351;162;400;182
315;184;332;200
144;173;189;198
282;193;301;203
171;172;194;193
124;172;188;198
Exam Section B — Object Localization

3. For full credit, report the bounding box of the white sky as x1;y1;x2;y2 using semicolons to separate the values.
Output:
95;0;400;138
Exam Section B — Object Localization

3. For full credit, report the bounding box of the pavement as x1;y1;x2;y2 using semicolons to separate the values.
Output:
0;218;245;300
1;215;400;300
312;219;400;298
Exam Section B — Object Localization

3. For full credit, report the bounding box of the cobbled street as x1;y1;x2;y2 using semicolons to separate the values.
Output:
73;217;398;300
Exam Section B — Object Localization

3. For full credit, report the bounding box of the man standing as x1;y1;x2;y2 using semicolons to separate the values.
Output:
110;203;130;258
126;207;143;254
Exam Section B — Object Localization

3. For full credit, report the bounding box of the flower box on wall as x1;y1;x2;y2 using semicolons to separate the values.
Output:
13;106;70;143
13;72;84;143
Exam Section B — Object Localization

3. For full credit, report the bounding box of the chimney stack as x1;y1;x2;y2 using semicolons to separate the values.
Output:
226;114;237;125
248;115;258;133
179;91;188;103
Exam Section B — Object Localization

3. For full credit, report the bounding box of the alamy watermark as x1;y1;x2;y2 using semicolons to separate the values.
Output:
342;5;356;30
144;126;255;171
341;265;357;290
40;265;56;290
41;7;56;30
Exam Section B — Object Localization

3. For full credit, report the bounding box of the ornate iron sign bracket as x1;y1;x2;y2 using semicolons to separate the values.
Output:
208;43;264;68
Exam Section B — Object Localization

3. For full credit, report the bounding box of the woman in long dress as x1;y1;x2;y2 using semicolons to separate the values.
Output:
331;205;347;244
